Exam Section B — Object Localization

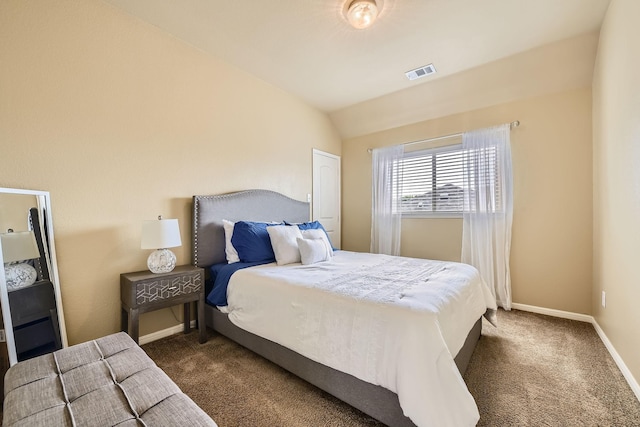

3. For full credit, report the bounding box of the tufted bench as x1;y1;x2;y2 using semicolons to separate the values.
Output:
2;332;217;426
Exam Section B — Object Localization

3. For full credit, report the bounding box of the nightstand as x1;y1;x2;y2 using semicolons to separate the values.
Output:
120;265;207;344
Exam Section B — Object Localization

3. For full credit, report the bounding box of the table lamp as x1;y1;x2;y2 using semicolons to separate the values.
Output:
1;230;41;291
141;216;181;273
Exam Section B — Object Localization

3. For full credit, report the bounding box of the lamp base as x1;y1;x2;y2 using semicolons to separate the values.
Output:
4;263;38;291
147;249;177;274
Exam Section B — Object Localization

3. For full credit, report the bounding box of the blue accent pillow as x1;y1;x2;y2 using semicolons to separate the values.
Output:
231;221;277;263
290;220;336;250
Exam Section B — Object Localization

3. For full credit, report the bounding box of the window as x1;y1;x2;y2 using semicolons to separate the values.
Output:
393;143;502;217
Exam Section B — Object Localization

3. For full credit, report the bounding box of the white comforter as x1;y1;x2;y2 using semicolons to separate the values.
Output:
225;251;496;426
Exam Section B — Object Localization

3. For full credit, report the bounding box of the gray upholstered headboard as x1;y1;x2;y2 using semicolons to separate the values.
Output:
192;190;310;268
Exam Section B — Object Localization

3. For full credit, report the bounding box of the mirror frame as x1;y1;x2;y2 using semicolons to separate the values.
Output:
0;187;68;365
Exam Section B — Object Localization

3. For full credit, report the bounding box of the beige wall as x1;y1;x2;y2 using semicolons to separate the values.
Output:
0;0;341;344
343;88;593;314
592;0;640;387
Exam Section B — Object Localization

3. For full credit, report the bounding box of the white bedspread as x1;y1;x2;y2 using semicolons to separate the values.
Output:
225;251;496;426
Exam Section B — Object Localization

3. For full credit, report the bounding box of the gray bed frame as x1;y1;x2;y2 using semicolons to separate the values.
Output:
192;189;481;427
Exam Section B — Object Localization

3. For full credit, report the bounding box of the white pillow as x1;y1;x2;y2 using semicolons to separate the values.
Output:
267;225;303;265
297;238;332;265
301;229;333;257
222;219;240;264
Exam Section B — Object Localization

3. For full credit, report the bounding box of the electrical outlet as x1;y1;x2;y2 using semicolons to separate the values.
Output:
601;291;606;308
307;193;312;202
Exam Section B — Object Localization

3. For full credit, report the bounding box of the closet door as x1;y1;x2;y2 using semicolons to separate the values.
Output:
312;149;341;249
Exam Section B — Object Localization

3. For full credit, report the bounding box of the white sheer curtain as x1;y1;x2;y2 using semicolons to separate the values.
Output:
461;124;514;309
371;145;404;255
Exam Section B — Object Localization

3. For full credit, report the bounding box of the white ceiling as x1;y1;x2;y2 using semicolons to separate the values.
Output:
103;0;610;113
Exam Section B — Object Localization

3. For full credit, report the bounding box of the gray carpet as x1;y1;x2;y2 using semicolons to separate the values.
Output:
466;310;640;426
142;309;640;426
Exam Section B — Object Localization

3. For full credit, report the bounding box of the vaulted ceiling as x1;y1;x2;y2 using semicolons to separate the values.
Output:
103;0;611;137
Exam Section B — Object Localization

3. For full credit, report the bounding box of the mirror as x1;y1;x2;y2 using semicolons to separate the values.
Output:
0;188;68;366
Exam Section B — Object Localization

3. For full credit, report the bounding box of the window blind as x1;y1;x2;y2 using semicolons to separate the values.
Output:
394;144;502;216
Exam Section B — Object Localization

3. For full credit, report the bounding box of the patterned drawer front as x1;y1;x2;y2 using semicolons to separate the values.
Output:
135;273;202;305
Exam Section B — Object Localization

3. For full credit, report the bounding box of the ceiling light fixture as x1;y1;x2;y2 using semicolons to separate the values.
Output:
344;0;382;30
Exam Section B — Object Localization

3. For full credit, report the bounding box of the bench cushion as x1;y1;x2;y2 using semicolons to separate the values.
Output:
3;332;216;427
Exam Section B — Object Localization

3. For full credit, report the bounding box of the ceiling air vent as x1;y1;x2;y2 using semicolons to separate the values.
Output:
405;63;436;81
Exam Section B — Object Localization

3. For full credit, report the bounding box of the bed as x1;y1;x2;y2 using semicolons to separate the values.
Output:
192;189;496;427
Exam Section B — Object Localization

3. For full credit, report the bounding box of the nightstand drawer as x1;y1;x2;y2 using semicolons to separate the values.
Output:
120;265;205;309
8;280;57;327
135;276;202;305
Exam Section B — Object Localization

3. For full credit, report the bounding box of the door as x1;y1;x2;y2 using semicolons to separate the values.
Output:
312;149;341;249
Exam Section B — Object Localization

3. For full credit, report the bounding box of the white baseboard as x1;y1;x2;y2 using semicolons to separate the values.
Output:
512;303;640;402
511;303;593;323
138;320;197;346
591;319;640;402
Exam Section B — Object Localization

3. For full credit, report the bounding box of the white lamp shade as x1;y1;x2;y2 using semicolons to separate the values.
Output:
141;219;182;249
1;231;40;263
